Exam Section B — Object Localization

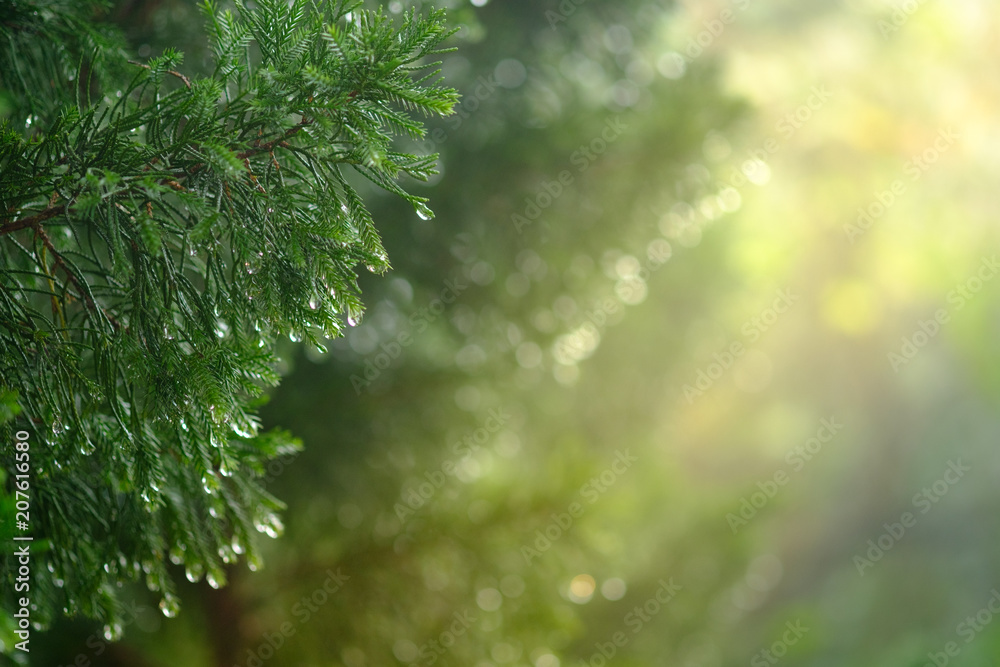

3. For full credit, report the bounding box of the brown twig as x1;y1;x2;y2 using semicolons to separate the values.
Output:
0;117;317;236
127;60;191;89
33;223;121;332
0;205;63;235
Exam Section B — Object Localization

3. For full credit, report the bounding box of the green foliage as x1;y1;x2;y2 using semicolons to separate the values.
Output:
0;0;456;640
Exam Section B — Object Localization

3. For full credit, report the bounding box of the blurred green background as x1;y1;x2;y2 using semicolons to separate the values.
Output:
26;0;1000;665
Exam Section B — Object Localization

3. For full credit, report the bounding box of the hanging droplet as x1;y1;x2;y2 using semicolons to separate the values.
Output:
254;513;284;539
202;474;219;494
218;545;235;564
347;316;357;327
206;572;224;589
288;332;301;342
185;563;204;583
247;553;263;571
308;298;319;310
159;595;180;618
231;422;255;438
231;536;245;555
103;623;122;641
415;203;433;220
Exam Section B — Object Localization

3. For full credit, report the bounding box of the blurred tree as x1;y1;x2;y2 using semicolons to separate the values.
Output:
0;0;456;655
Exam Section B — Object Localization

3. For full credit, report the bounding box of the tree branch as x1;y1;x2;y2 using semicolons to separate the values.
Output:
0;117;316;237
33;222;121;331
127;60;191;89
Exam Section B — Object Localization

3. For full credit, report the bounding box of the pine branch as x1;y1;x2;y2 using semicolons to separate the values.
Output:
32;220;122;331
127;60;192;89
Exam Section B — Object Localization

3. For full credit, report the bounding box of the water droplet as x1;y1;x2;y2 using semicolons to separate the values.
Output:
308;298;319;310
288;332;301;342
347;316;357;327
415;203;433;220
159;595;179;618
103;623;122;641
254;513;284;538
231;537;245;555
247;554;263;571
231;422;255;438
206;572;223;589
185;563;203;583
202;474;219;494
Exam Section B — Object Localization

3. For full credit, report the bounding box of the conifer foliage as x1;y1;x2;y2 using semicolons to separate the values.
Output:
0;0;456;640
